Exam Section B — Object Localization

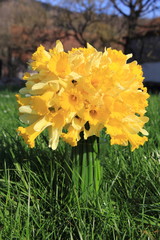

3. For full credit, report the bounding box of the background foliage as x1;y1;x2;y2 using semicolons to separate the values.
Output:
0;0;160;83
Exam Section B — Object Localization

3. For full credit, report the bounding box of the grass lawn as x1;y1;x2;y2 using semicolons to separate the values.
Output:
0;88;160;239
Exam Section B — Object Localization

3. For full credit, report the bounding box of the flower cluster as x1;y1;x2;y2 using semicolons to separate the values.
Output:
17;40;149;151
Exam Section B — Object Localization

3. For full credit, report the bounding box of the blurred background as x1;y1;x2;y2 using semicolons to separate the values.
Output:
0;0;160;91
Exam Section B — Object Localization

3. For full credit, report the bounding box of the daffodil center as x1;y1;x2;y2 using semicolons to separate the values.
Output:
91;79;98;88
70;95;77;102
90;110;97;116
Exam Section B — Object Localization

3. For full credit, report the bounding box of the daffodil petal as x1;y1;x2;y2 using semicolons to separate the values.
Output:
48;126;62;150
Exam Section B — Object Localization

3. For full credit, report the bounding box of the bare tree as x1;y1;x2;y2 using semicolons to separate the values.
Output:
52;0;114;48
110;0;160;51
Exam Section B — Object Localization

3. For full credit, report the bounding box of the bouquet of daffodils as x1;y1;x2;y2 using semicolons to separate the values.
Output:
17;41;149;196
17;40;149;151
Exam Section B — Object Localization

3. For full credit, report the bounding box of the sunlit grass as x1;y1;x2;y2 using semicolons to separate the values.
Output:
0;88;160;239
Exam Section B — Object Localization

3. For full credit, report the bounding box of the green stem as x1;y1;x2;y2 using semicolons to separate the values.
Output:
71;134;102;199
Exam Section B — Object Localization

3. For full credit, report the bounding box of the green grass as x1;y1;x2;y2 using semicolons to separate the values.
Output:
0;88;160;239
